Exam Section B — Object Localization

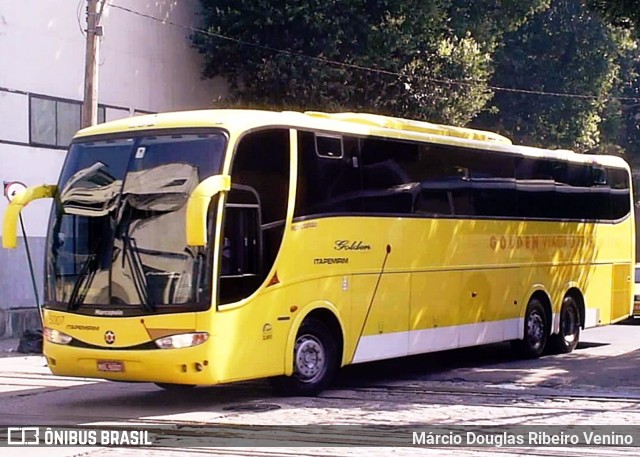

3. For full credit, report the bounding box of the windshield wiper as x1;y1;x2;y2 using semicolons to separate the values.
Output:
67;253;97;311
122;235;154;312
117;198;155;312
65;213;112;311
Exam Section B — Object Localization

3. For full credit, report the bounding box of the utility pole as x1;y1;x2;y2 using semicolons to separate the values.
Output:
81;0;105;128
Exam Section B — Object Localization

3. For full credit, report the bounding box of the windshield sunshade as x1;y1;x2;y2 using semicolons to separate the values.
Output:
46;132;225;312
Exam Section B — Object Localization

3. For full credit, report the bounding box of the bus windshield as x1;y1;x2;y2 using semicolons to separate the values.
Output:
45;132;225;313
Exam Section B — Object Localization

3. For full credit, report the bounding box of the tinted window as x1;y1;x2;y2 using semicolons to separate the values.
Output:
295;131;630;222
516;159;629;221
410;146;470;216
516;158;557;219
610;167;631;220
295;131;362;216
360;138;418;214
465;149;516;217
233;130;290;226
409;145;516;218
316;135;343;158
219;186;262;305
588;167;612;220
554;162;598;220
220;129;290;304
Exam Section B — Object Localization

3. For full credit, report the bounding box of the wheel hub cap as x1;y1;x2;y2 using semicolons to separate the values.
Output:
294;335;325;383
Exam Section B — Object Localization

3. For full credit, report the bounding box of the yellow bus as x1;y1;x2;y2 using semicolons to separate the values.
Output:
3;110;634;396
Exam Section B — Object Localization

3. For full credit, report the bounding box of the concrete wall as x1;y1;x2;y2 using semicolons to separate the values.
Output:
0;0;226;110
0;0;226;337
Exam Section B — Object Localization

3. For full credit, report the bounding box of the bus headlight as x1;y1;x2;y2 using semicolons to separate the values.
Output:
43;328;72;345
154;332;209;349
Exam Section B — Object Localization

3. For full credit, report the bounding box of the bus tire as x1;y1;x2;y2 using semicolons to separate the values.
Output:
513;298;548;358
270;318;338;397
547;295;581;354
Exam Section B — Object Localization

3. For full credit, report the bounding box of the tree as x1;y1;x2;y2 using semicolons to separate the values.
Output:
446;0;551;50
477;0;630;152
192;1;541;124
604;42;640;165
586;0;640;35
191;0;639;155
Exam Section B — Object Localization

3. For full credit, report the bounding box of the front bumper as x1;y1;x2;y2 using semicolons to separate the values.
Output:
44;341;218;385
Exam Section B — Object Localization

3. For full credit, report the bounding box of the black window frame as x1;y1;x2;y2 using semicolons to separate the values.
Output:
219;127;291;306
293;129;632;224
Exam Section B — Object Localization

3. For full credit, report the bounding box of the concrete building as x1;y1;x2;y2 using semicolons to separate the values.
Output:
0;0;225;338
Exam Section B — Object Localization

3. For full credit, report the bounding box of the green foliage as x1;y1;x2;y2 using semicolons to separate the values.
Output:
607;42;640;165
192;0;544;124
477;0;631;152
194;1;427;112
587;0;640;35
586;1;640;168
392;36;493;125
192;0;640;163
446;0;551;49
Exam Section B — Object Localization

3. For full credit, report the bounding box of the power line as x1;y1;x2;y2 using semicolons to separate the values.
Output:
108;2;640;103
76;0;86;37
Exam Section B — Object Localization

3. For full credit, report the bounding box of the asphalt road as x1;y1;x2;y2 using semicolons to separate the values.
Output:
1;319;640;456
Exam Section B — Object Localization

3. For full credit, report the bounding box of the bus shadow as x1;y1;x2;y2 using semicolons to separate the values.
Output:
331;318;640;389
616;316;640;326
335;343;522;387
7;340;638;430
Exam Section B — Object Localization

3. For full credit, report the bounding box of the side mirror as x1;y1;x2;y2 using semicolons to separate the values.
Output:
185;175;231;246
3;184;58;248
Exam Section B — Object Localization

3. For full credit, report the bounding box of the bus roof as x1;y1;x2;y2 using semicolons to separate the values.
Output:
73;109;629;170
303;111;512;144
75;109;509;142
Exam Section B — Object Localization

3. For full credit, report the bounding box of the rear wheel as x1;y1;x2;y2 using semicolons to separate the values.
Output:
513;298;548;358
548;295;581;354
270;319;338;397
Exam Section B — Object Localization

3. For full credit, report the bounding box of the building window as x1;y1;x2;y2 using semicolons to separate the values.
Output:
30;95;82;148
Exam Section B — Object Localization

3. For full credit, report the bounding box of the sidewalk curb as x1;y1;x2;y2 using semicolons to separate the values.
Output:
0;338;26;358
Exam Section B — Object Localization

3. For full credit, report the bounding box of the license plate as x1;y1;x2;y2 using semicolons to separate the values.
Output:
97;360;124;372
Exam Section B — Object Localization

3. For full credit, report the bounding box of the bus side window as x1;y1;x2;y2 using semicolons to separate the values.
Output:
516;158;556;219
467;151;516;218
220;186;261;277
220;129;289;305
360;138;418;214
218;186;262;305
295;131;362;216
412;145;475;217
609;167;631;220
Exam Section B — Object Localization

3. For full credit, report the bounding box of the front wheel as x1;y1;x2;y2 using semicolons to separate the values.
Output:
547;296;581;354
512;298;548;358
270;319;338;397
